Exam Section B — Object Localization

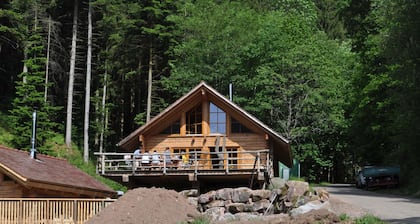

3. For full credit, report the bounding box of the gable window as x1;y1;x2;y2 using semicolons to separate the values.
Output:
210;103;226;134
161;120;180;134
186;105;202;134
231;117;251;133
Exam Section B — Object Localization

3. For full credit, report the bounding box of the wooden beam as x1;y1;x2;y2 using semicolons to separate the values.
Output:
180;112;186;136
202;99;209;135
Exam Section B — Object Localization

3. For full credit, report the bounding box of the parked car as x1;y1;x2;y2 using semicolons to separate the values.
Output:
355;166;400;189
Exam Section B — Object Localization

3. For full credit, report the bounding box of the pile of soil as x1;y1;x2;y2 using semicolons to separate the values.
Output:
86;187;199;224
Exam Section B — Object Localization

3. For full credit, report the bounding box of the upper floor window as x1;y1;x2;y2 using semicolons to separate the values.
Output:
186;105;202;134
161;120;180;134
231;117;251;133
210;103;226;134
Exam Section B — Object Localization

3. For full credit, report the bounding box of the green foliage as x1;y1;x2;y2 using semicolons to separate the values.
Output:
0;112;13;146
339;213;350;221
163;0;357;182
9;27;61;154
354;215;385;224
45;134;127;192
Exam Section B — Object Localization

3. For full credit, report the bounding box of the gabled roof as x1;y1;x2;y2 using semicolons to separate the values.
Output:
0;145;115;198
118;81;292;166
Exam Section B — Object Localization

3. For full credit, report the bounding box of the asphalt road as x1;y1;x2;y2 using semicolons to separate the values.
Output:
323;184;420;224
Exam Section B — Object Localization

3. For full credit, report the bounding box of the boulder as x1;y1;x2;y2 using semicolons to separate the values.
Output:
187;197;198;207
252;199;271;213
251;189;271;202
316;188;330;202
269;177;287;190
290;200;332;216
204;207;226;221
234;212;260;221
231;187;252;203
179;189;199;197
204;200;225;210
285;180;310;198
198;190;216;204
219;212;236;222
215;188;233;201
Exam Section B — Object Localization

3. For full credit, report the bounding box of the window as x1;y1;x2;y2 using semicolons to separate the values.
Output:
227;148;238;169
210;103;226;134
161;120;180;134
186;105;202;134
231;117;251;133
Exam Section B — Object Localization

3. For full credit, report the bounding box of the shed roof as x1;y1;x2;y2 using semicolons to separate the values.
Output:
0;145;115;198
118;81;292;167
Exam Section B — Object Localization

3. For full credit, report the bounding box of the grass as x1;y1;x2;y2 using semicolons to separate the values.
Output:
354;215;386;224
45;134;127;192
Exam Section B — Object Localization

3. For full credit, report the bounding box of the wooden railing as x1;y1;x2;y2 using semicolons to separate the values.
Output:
0;198;115;224
95;149;270;176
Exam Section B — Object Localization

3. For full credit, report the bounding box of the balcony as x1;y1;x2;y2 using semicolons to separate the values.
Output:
95;150;272;188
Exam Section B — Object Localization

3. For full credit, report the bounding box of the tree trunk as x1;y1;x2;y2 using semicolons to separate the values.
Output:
146;46;153;122
66;0;78;149
99;67;108;154
44;15;51;103
83;0;92;162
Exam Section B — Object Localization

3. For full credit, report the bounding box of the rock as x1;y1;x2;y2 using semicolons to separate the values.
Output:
269;177;287;190
316;188;330;202
252;199;271;213
251;189;271;202
187;197;198;207
179;189;199;197
204;200;225;210
215;188;233;201
285;180;310;198
231;187;252;203
198;190;216;204
219;212;236;222
234;212;260;221
204;207;226;221
290;200;332;216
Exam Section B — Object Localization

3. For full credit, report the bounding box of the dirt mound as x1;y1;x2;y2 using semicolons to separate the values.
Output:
86;187;200;224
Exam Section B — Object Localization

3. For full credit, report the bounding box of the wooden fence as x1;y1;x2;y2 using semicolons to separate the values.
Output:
0;198;115;224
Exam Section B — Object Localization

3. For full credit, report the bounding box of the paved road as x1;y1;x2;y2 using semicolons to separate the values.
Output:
323;184;420;224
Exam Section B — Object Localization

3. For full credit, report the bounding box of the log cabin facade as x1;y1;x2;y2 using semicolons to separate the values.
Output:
0;145;115;198
96;82;291;191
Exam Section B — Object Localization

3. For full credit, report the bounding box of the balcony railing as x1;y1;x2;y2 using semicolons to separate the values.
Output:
95;149;270;176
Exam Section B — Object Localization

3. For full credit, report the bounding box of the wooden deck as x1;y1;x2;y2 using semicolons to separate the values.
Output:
95;150;272;189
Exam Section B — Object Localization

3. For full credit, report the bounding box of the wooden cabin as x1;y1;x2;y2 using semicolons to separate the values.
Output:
96;82;291;191
0;145;115;198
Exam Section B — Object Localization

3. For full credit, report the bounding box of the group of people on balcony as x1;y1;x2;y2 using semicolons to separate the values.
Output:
130;147;189;170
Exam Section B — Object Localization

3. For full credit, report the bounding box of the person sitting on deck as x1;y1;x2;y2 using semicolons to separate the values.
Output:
133;147;141;168
181;152;189;168
151;150;161;167
141;151;151;167
164;147;172;165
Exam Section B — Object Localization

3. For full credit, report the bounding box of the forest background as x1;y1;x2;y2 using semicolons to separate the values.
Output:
1;0;419;194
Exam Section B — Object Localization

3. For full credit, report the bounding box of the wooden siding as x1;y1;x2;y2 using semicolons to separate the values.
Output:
0;198;114;224
0;181;24;198
144;133;267;152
